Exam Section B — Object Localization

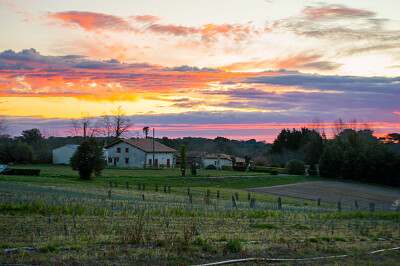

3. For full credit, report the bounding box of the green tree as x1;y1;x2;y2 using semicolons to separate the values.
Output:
70;138;106;180
0;142;34;164
180;144;187;177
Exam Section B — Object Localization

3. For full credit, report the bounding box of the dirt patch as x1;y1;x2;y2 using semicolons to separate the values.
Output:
245;181;400;211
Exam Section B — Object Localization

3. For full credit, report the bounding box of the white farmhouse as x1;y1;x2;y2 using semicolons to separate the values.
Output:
106;139;176;168
203;153;233;169
52;145;109;164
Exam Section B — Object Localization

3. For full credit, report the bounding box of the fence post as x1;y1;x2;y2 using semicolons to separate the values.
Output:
155;184;158;192
277;197;282;210
369;203;375;212
355;200;358;210
108;190;111;199
126;181;129;189
337;201;342;213
232;195;237;209
187;187;190;196
168;186;171;193
189;193;193;204
142;194;145;201
248;193;251;201
317;198;321;207
138;183;141;190
114;181;117;187
235;192;239;201
217;190;220;199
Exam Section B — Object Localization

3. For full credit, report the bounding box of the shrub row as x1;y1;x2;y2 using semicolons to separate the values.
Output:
0;168;40;176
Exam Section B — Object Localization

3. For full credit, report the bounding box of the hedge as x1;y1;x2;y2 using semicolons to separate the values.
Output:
0;168;41;176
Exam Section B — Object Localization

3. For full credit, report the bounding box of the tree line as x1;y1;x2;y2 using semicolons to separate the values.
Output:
268;121;400;187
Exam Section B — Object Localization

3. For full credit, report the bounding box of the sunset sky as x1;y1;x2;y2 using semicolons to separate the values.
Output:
1;0;399;142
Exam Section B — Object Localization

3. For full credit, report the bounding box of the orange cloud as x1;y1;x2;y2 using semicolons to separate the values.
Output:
46;11;134;32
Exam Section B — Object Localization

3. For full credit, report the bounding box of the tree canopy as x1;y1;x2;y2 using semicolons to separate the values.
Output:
70;137;106;180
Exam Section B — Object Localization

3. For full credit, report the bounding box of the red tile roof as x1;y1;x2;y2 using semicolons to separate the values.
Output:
106;139;176;153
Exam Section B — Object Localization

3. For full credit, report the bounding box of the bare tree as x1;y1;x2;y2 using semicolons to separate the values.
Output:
0;116;9;137
111;106;132;139
69;112;98;138
332;118;346;136
309;117;325;138
348;118;358;131
101;113;112;140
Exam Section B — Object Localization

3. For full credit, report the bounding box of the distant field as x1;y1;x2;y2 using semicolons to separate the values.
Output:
246;181;400;211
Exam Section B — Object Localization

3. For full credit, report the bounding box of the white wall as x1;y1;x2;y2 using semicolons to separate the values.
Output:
53;146;76;164
107;142;146;168
53;146;109;165
204;158;231;169
145;152;175;168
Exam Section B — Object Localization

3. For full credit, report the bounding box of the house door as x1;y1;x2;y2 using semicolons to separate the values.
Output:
155;159;158;168
167;159;170;168
113;158;117;166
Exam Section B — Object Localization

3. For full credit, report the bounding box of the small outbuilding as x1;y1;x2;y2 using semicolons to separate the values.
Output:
52;145;108;165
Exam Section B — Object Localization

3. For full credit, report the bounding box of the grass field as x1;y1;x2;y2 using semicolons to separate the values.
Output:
1;165;399;265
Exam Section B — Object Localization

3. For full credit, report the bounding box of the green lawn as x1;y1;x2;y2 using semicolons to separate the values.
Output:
1;164;319;188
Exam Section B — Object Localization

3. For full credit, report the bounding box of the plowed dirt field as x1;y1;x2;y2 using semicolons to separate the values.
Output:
246;181;400;211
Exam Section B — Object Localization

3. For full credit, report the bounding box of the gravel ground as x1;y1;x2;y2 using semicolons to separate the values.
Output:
245;181;400;211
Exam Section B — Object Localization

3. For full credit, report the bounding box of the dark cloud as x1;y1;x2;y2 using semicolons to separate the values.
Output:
0;49;156;71
0;60;34;70
164;65;223;73
244;74;400;93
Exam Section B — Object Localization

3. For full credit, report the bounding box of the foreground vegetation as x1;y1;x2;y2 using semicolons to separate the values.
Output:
1;166;400;264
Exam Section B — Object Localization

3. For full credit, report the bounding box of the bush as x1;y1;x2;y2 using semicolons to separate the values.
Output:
225;238;243;253
249;166;269;172
70;138;106;180
286;159;305;175
253;156;269;166
0;142;34;164
233;166;246;171
308;164;317;176
269;169;279;175
221;165;232;170
205;164;216;170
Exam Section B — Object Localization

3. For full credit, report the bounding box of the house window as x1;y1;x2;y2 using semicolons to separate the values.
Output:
125;148;129;153
117;148;121;153
108;157;112;163
116;157;119;162
125;158;129;164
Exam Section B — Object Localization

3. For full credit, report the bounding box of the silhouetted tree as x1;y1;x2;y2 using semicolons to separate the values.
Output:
70;138;106;180
111;106;132;139
180;144;187;177
143;127;149;139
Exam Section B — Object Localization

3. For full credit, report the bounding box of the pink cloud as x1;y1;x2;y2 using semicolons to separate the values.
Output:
46;11;134;32
303;4;375;20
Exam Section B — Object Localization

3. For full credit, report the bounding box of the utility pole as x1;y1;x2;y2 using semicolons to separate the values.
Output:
153;128;155;168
